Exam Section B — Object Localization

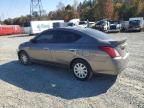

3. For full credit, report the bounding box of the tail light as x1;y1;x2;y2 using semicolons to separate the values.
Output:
99;46;120;58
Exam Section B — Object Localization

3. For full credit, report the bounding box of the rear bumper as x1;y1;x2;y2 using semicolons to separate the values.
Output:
112;53;129;74
90;53;129;75
107;29;120;32
128;27;141;31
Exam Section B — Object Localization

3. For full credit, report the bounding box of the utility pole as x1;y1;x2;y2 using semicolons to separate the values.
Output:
30;0;43;19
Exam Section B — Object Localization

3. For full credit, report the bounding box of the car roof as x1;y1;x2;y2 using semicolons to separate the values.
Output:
47;27;114;42
51;27;85;32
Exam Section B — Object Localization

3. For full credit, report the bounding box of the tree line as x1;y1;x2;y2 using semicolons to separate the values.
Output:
2;0;144;26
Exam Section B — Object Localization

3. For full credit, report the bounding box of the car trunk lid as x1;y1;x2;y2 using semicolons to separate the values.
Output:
109;39;128;57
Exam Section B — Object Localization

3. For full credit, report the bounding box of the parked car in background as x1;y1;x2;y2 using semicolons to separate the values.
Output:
67;20;95;28
95;20;110;32
67;22;76;27
128;17;144;32
121;17;144;32
121;21;129;32
18;27;129;81
78;21;88;28
69;18;80;26
128;20;141;32
108;21;121;32
88;22;95;28
121;18;144;32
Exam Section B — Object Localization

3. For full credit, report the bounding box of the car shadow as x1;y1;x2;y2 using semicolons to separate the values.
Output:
0;61;117;100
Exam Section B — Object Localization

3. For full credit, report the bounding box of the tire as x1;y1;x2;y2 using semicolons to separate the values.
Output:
71;59;93;81
18;51;31;65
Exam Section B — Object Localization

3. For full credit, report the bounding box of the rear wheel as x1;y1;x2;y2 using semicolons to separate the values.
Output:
18;51;31;65
71;59;93;81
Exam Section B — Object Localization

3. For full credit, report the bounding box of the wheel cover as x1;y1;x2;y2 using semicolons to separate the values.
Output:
20;54;28;64
74;63;88;79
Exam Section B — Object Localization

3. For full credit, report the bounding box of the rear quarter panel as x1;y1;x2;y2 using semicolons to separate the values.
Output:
77;43;116;75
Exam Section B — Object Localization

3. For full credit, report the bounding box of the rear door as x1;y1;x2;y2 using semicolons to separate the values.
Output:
50;30;81;65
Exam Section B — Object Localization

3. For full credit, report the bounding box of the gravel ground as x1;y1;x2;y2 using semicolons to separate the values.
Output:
0;33;144;108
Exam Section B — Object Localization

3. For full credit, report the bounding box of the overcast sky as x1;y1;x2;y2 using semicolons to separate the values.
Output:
0;0;84;20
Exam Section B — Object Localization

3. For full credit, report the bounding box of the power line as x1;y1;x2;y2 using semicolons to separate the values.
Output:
30;0;44;17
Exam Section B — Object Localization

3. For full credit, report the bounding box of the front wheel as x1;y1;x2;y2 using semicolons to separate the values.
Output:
18;51;31;65
71;59;93;81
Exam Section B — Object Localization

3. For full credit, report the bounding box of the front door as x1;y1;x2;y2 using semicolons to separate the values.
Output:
27;31;54;62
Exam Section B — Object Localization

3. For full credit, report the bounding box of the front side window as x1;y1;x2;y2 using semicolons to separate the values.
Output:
36;31;54;43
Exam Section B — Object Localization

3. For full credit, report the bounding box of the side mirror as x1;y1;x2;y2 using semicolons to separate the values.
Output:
30;39;37;43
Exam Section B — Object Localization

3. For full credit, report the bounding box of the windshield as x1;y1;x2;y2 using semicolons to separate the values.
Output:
110;21;119;24
67;23;74;26
79;21;86;25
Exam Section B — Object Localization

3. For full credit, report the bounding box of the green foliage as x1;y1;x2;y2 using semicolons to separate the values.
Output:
2;0;144;26
3;15;31;26
118;4;136;20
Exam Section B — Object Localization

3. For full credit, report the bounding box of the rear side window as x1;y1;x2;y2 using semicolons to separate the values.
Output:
36;31;55;43
54;31;81;43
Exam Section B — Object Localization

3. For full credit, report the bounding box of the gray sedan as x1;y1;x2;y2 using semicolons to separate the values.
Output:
18;27;129;81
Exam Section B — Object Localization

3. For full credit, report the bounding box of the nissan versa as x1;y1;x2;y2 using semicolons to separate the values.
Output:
17;27;129;81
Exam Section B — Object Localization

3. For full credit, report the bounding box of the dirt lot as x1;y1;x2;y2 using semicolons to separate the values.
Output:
0;32;144;108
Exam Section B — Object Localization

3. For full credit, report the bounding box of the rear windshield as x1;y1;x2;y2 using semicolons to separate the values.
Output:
129;20;140;26
83;28;112;40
